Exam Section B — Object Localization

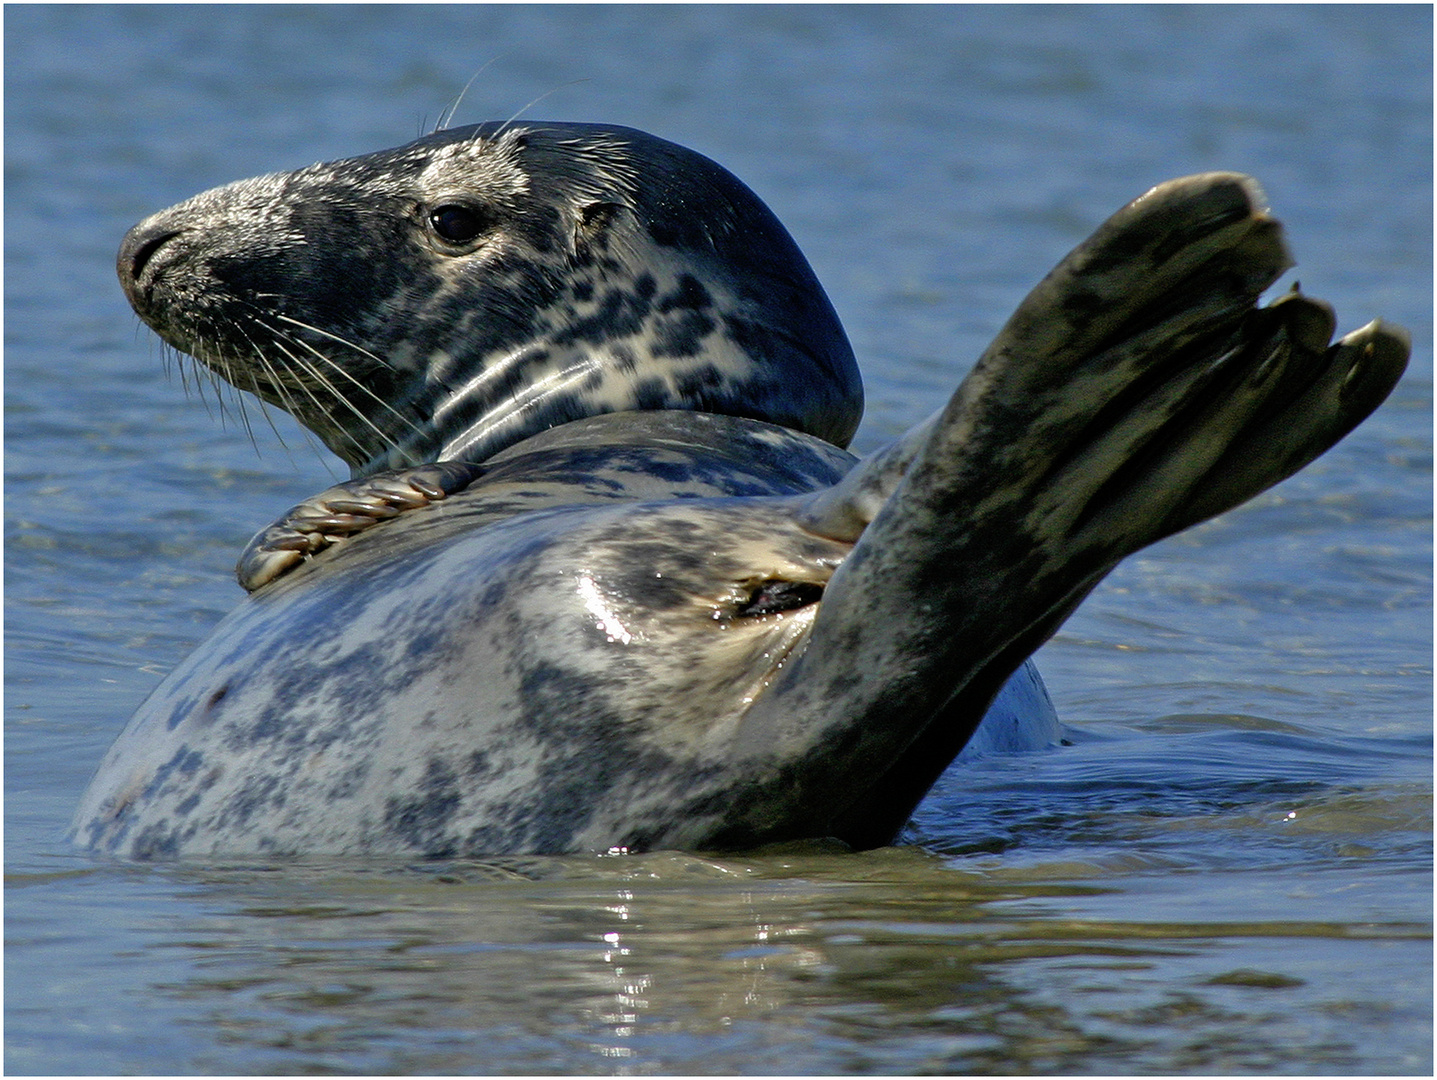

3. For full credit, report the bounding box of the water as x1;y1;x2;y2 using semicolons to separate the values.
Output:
6;5;1430;1074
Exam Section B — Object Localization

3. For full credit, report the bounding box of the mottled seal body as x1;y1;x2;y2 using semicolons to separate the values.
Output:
74;411;1056;857
78;119;1408;858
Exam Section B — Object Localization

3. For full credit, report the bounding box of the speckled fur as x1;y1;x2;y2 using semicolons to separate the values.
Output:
75;416;850;856
75;410;1063;857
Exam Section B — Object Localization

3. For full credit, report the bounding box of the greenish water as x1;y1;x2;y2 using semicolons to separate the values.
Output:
6;5;1431;1074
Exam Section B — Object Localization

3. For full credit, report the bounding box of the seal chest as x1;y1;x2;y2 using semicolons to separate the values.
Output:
79;122;1408;858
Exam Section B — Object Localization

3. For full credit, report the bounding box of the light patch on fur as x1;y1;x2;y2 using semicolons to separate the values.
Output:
417;127;531;200
554;131;641;205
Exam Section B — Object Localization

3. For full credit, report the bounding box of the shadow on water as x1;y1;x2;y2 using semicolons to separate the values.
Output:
909;715;1433;866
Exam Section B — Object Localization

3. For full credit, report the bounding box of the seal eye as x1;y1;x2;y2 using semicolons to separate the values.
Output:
428;203;489;246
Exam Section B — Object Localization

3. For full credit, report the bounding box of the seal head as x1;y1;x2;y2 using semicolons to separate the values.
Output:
117;121;863;475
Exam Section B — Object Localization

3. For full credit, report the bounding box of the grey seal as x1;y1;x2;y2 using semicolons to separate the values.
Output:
76;121;1408;858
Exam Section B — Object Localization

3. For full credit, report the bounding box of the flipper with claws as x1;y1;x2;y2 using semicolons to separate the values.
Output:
237;461;486;591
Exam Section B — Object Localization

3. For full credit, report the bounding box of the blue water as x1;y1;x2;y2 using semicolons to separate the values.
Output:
6;5;1431;1074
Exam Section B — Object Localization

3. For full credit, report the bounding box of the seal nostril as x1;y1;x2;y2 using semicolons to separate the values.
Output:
119;226;183;289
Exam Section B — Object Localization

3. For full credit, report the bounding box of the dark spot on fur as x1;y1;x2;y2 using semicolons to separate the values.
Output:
326;760;372;801
144;745;204;799
674;363;727;397
657;273;713;314
609;343;638;374
553;283;653;347
165;688;207;731
174;793;202;816
247;707;286;745
631;377;672;411
721;313;783;360
222;773;286;829
403;627;446;663
652;310;717;359
131;823;181;861
384;757;464;855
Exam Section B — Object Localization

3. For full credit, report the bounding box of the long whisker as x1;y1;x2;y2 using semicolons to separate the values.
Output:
434;58;502;134
157;323;330;470
259;320;427;465
271;311;461;426
263;332;394;462
202;347;261;455
264;336;364;461
182;334;229;425
493;79;591;139
211;331;295;461
264;316;432;443
270;312;403;375
232;323;335;468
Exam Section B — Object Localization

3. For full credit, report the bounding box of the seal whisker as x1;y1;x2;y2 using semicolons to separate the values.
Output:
492;80;591;139
269;312;405;376
176;336;233;426
202;350;266;454
260;331;400;463
231;325;339;465
265;311;448;439
228;383;270;456
432;58;501;134
261;318;433;445
241;309;389;421
199;328;301;460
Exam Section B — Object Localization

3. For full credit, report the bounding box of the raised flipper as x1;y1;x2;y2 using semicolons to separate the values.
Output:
237;461;486;591
713;173;1408;848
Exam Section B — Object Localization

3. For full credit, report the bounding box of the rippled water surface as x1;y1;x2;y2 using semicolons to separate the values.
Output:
6;5;1431;1074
